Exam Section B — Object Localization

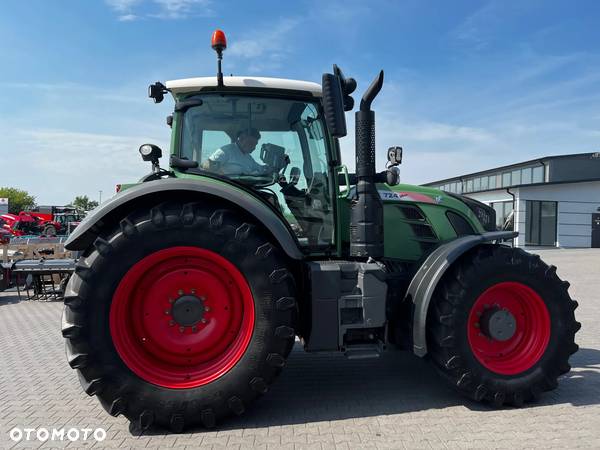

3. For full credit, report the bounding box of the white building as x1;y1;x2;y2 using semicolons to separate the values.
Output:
424;153;600;248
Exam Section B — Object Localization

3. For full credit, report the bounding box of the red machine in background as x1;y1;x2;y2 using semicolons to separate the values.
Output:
0;206;83;237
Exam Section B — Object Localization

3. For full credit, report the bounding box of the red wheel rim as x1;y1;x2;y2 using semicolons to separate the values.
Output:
467;282;550;375
110;246;255;389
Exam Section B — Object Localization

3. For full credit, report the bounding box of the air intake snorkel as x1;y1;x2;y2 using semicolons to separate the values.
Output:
350;71;385;258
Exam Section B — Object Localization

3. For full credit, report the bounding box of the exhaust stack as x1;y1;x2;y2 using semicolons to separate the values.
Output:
350;71;385;258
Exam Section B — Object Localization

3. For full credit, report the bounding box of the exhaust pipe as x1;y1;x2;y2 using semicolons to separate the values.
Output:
350;71;384;258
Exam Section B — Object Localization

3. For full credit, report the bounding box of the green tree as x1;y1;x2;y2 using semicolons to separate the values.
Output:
0;187;36;214
72;195;99;212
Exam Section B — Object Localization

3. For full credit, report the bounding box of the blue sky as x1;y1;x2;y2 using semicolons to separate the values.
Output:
1;0;600;204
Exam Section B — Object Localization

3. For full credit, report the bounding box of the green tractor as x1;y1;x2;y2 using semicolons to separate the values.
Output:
61;30;579;431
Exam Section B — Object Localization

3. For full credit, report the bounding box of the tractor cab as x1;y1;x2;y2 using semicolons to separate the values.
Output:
167;84;336;249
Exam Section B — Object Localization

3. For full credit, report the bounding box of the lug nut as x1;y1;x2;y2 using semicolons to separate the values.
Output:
199;296;206;301
178;289;184;296
192;326;197;333
191;288;196;294
201;318;207;324
169;320;175;326
179;326;185;333
164;309;170;315
205;306;210;312
168;298;174;303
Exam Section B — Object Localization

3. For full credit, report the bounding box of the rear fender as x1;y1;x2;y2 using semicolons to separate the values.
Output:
64;178;304;260
407;231;517;357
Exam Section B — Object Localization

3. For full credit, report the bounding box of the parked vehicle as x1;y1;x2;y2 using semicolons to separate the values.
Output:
29;206;84;235
1;212;61;236
61;30;580;431
1;206;83;237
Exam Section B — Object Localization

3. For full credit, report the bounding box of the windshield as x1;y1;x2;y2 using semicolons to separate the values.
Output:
179;94;335;249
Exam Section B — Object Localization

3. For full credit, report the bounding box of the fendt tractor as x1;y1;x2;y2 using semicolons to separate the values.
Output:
61;30;580;431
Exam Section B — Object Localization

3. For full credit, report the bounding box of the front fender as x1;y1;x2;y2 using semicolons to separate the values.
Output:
407;231;517;357
65;178;304;260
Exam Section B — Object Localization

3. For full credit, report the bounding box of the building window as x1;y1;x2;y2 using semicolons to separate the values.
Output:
481;176;489;190
466;179;473;192
489;175;497;189
522;167;532;184
525;200;557;246
490;200;514;230
532;166;544;183
511;169;521;185
502;172;511;187
474;177;481;191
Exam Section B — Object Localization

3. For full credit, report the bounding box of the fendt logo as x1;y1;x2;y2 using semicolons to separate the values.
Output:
8;427;107;443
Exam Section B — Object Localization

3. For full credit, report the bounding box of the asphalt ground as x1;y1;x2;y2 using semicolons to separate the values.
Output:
1;248;599;449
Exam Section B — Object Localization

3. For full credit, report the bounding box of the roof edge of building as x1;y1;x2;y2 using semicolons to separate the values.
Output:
423;152;598;186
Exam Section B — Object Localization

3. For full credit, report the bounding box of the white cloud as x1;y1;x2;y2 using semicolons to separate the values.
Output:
105;0;212;21
3;81;147;104
2;128;168;205
228;18;301;73
151;0;211;19
118;14;139;21
450;2;531;51
105;0;141;13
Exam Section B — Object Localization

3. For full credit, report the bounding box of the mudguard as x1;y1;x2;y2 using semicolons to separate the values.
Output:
64;178;305;260
407;230;518;357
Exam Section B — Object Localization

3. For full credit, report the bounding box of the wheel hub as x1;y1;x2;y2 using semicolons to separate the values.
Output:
171;294;205;327
479;306;516;342
467;281;551;375
110;246;255;389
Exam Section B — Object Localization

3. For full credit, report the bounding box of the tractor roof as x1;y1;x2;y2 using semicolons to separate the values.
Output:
166;76;322;97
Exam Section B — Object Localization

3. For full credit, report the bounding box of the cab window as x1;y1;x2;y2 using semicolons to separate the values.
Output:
179;94;335;249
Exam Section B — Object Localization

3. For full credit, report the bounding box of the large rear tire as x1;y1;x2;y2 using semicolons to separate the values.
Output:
427;245;580;406
61;201;297;430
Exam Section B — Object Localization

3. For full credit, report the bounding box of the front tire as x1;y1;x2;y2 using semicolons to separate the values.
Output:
427;245;580;406
44;224;57;236
61;201;297;430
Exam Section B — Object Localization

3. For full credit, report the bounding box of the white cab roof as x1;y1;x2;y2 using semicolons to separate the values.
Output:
166;76;322;97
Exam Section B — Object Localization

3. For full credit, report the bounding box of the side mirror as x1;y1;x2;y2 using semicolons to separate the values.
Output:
322;73;347;138
387;146;402;166
386;166;401;186
139;144;162;164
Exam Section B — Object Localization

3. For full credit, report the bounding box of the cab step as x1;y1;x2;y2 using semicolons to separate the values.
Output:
344;343;383;360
